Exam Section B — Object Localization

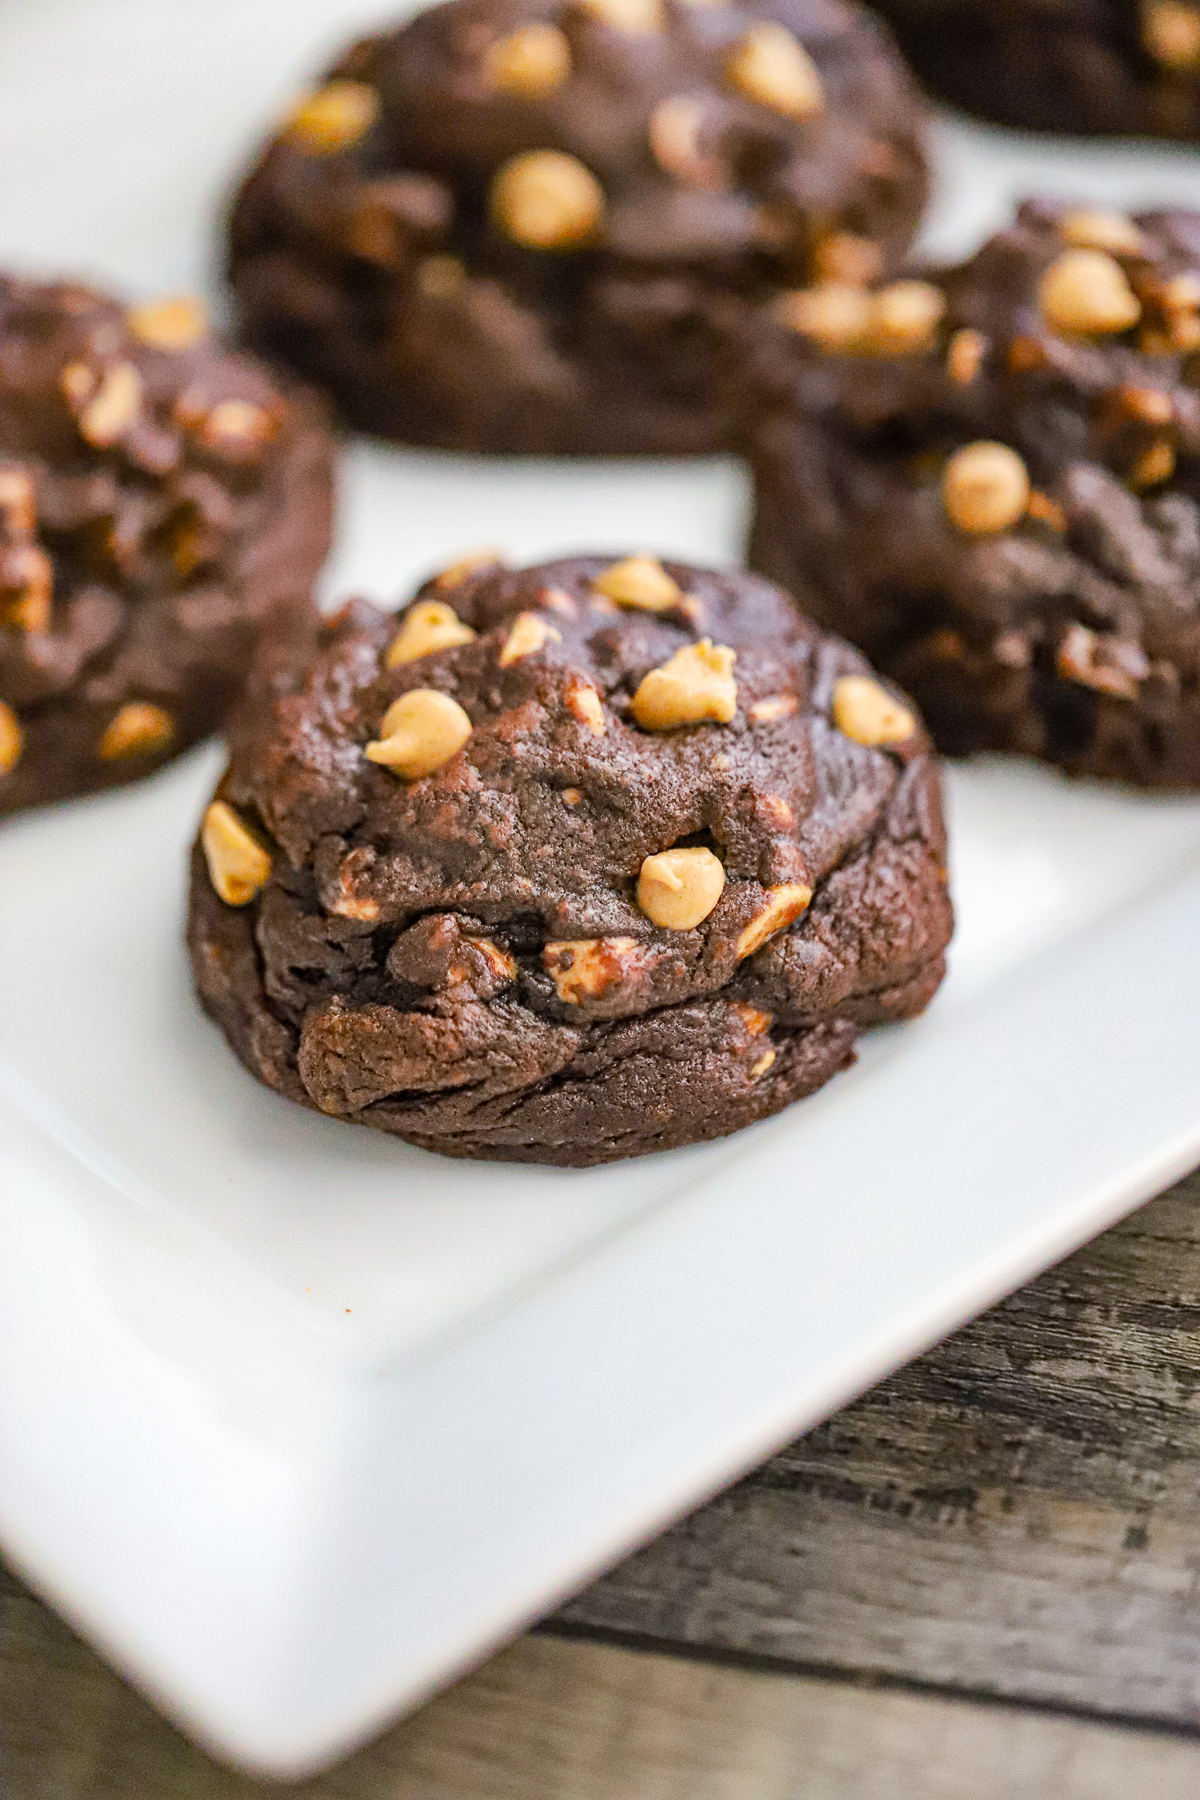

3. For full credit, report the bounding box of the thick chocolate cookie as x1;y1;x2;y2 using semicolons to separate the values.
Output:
745;201;1200;786
188;554;951;1165
227;0;927;455
0;273;333;816
866;0;1200;139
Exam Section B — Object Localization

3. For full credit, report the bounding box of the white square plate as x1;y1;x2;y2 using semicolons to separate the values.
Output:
3;0;1200;1777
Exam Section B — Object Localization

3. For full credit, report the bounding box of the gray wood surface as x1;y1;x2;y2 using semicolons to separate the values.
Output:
557;1165;1200;1727
6;1596;1200;1800
5;1163;1200;1796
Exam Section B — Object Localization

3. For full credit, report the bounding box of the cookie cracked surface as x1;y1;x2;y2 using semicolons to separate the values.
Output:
0;272;333;815
227;0;927;455
746;201;1200;787
188;555;951;1165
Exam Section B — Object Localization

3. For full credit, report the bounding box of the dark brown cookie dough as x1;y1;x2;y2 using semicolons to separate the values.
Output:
744;200;1200;786
866;0;1200;139
0;273;333;816
227;0;928;455
187;554;952;1165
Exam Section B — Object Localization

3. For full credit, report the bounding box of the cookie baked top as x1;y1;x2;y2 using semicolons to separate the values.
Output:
233;0;926;288
0;272;328;803
207;554;937;1026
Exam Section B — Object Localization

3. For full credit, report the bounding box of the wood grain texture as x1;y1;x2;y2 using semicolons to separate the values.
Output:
5;1594;1200;1800
557;1166;1200;1726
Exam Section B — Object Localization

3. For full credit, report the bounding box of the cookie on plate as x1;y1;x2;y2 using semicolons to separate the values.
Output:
867;0;1200;139
745;200;1200;786
227;0;928;455
0;272;333;816
188;554;952;1165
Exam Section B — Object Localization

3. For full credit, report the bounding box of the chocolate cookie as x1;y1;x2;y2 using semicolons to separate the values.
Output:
187;554;952;1165
745;201;1200;786
227;0;928;455
0;273;333;816
866;0;1200;139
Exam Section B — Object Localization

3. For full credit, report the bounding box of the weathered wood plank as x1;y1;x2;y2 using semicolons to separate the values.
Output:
5;1589;1200;1800
557;1166;1200;1726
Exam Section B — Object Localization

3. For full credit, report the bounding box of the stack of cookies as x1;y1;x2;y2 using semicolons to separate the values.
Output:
6;0;1198;1165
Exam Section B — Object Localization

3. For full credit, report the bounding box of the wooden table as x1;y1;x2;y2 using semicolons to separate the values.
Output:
6;1164;1200;1799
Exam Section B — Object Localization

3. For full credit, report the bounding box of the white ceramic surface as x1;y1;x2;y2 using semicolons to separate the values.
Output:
2;0;1200;1776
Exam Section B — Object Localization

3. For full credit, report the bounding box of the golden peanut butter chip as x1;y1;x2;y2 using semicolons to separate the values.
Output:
736;883;813;959
947;327;987;387
592;556;682;611
726;24;824;118
631;640;737;730
813;232;884;288
1129;438;1176;489
1038;250;1141;337
491;150;605;250
775;280;943;356
1144;0;1200;68
1058;210;1146;257
942;441;1031;535
579;0;666;30
543;937;638;1004
202;801;272;907
198;399;276;454
97;702;175;761
284;81;380;154
637;846;725;930
832;675;916;747
78;363;142;446
0;700;23;775
433;548;502;589
0;465;36;535
750;1048;777;1078
485;22;573;93
385;601;476;669
566;679;606;735
125;294;209;350
499;611;561;665
871;281;947;354
2;545;52;632
365;689;473;779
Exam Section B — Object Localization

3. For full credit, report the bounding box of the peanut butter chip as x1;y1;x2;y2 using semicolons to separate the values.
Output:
736;883;812;959
566;679;606;735
544;937;638;1004
942;441;1031;535
775;280;944;355
578;0;665;31
97;702;175;761
749;694;797;723
750;1048;776;1078
125;294;209;350
365;689;473;780
198;399;276;454
285;81;380;154
813;232;884;288
1130;438;1176;489
1038;250;1141;337
631;640;737;730
726;23;824;118
2;545;52;632
485;22;573;94
637;846;725;930
832;675;916;747
202;801;272;907
78;363;142;447
0;700;23;775
434;548;502;589
592;556;682;611
649;97;727;190
385;601;476;668
1058;210;1146;257
491;151;605;250
947;327;987;386
499;611;562;665
1144;0;1200;68
871;281;947;354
